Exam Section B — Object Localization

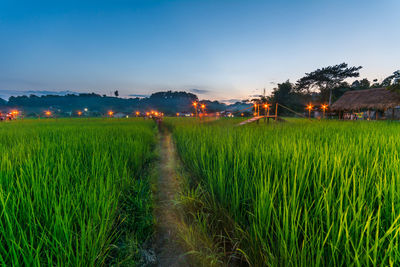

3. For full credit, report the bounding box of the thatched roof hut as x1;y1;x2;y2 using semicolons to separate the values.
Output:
331;88;400;111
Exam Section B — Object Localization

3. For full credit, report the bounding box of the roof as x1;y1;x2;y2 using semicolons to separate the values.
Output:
331;88;400;110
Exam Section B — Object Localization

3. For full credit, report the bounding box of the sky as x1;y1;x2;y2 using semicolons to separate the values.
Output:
0;0;399;102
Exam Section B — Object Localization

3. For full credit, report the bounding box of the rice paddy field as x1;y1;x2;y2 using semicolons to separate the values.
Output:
166;118;400;266
3;117;400;266
0;118;156;266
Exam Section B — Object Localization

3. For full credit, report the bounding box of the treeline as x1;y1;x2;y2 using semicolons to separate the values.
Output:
267;64;400;114
0;90;247;117
1;64;398;117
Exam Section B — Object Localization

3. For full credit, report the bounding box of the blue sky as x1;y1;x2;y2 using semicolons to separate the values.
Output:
0;0;399;101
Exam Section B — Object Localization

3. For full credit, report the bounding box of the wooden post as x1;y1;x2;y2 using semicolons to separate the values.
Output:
264;105;266;123
275;103;278;121
376;110;378;120
392;108;395;120
368;109;370;120
267;106;270;124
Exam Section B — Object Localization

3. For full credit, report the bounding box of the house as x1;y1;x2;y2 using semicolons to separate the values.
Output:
331;88;400;120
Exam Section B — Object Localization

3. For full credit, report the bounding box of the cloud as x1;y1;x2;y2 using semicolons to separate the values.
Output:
128;94;149;98
223;99;242;104
189;88;210;94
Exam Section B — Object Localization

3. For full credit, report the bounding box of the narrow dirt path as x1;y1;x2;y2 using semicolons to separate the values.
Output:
153;128;190;266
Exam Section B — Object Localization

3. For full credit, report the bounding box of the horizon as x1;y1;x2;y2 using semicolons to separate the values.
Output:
1;0;399;101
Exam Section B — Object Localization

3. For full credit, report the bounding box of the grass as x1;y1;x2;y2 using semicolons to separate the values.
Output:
0;118;156;266
166;118;400;266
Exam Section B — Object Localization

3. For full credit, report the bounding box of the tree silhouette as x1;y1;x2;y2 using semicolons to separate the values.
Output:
296;63;362;105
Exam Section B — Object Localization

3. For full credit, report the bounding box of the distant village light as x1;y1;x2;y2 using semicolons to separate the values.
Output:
108;111;114;117
176;112;180;117
45;111;51;116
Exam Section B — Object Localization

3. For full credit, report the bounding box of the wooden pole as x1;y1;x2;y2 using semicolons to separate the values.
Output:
267;106;270;124
275;103;278;121
392;108;395;120
264;105;266;123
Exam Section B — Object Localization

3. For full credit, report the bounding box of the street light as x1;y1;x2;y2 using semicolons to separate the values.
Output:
45;110;52;117
263;103;271;116
306;104;313;119
136;111;140;116
321;104;328;119
77;111;82;116
108;111;114;117
192;102;198;118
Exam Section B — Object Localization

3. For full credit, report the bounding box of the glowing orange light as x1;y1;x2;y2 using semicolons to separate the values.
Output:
146;112;150;116
108;111;114;116
176;113;180;116
241;113;244;116
136;111;140;116
191;113;194;116
306;104;313;110
193;102;198;107
77;111;82;116
155;112;159;116
321;104;328;110
11;110;19;115
201;104;205;109
253;112;257;116
45;111;51;116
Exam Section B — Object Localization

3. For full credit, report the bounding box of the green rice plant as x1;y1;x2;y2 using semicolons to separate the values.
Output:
167;118;400;266
0;118;156;266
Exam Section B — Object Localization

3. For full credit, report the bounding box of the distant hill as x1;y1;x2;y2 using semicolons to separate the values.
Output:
0;90;250;117
0;90;79;100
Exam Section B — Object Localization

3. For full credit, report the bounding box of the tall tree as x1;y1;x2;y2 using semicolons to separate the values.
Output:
270;80;309;113
351;78;370;90
381;70;400;87
296;63;362;105
114;90;119;97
